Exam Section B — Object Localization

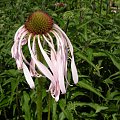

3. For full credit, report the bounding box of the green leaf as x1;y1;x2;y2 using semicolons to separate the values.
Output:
77;18;98;29
105;52;120;70
78;80;105;99
71;91;86;99
90;39;120;44
93;52;107;57
9;78;19;104
76;52;100;76
88;103;108;113
0;97;9;108
59;99;73;120
59;112;66;120
22;91;31;120
67;102;108;113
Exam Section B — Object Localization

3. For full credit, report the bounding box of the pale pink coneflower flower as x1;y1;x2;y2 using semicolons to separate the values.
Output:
11;10;78;101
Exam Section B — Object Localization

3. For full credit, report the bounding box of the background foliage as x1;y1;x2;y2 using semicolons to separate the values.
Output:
0;0;120;120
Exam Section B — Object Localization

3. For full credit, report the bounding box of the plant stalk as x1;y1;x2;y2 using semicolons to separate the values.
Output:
36;78;43;120
36;37;44;120
47;92;51;120
99;0;103;17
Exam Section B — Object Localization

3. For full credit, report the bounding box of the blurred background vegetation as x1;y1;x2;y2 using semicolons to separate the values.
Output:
0;0;120;120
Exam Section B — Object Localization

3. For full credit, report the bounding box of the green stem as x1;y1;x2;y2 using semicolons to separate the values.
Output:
79;0;83;23
16;84;21;119
47;92;51;120
36;38;44;120
99;0;103;17
64;19;69;33
36;78;43;120
52;100;57;120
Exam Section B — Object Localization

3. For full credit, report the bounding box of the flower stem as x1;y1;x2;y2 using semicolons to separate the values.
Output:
36;78;43;120
47;92;51;120
52;100;57;120
36;37;44;120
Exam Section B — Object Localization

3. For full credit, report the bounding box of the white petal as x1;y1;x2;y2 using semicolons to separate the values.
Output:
71;58;78;84
23;63;35;89
14;25;25;42
28;34;55;84
51;30;67;93
49;82;60;102
29;37;37;76
57;49;66;94
17;31;28;69
53;24;78;84
54;82;60;102
43;35;56;54
37;36;56;76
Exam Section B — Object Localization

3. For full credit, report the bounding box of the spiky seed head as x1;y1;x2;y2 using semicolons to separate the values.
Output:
25;10;53;35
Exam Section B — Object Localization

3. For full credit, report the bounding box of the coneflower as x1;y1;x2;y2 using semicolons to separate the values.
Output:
11;10;78;101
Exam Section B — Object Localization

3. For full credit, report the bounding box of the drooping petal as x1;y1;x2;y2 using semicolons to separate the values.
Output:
51;30;66;93
43;35;56;54
46;33;57;61
11;41;18;58
70;58;78;84
54;81;60;101
14;25;25;41
57;49;66;94
52;27;68;79
28;34;55;84
64;37;78;84
49;82;60;101
22;51;41;77
21;37;28;45
53;24;78;84
52;30;68;78
17;31;28;69
37;36;57;80
11;30;28;70
30;36;37;77
23;62;35;89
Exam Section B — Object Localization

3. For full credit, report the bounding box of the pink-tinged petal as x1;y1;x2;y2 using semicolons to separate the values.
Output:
53;30;68;79
53;24;78;84
17;31;28;69
50;49;56;63
30;37;37;76
46;34;57;63
64;38;78;84
21;37;27;45
11;41;22;69
57;48;66;94
29;59;36;76
71;58;78;84
54;81;60;101
12;26;25;59
22;51;41;77
28;34;55;84
11;29;28;70
11;41;18;58
43;35;56;54
51;30;67;93
52;26;68;80
47;33;54;45
51;30;62;49
23;62;35;89
14;25;25;41
49;82;60;102
37;36;57;80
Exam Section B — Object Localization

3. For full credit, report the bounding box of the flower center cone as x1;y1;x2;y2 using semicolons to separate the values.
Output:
25;11;53;35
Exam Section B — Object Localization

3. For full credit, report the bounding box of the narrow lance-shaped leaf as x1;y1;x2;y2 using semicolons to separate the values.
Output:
78;80;105;99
